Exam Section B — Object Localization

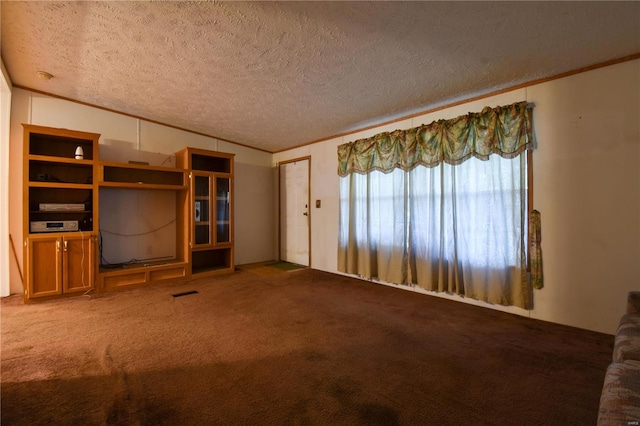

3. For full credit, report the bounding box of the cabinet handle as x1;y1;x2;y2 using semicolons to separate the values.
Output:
63;241;68;252
56;241;61;252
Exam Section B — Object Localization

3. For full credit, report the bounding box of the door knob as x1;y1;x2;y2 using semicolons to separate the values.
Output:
303;212;308;216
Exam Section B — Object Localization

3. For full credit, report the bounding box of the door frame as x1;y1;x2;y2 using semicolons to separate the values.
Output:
278;156;311;267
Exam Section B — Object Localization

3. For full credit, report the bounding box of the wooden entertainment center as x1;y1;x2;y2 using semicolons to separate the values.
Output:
22;124;235;301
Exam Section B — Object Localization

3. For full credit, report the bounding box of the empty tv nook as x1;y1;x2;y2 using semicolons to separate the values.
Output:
22;124;235;301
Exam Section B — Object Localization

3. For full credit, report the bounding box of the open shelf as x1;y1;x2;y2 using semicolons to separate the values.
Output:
29;132;96;160
191;154;231;173
29;160;93;185
28;187;93;232
192;248;232;275
99;162;186;189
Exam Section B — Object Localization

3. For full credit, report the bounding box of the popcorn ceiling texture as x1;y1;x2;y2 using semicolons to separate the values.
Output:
2;1;639;152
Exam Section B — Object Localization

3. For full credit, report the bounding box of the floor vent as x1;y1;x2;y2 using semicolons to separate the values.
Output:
172;290;199;298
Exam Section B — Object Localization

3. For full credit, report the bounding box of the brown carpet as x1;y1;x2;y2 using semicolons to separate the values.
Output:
235;261;307;276
1;268;613;425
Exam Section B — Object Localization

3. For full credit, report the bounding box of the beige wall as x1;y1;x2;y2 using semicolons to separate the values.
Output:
8;89;274;294
1;60;12;297
526;61;640;333
274;59;640;335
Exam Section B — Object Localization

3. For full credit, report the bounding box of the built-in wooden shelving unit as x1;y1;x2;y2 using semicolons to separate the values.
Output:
22;124;235;301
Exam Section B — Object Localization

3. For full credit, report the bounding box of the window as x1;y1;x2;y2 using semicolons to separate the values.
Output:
338;102;533;308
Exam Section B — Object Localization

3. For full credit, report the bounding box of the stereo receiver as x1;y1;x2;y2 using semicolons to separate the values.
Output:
30;220;79;233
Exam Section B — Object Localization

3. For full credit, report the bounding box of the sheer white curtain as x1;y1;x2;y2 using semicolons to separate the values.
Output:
339;168;408;284
409;154;528;307
339;153;529;308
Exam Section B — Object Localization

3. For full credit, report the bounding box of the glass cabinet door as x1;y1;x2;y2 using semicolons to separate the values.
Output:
193;174;211;246
215;177;231;243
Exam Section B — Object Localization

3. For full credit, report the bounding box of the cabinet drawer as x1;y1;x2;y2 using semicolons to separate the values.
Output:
149;266;186;281
103;271;147;288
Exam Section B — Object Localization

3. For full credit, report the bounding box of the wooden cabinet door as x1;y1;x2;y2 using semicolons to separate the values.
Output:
27;235;62;298
214;177;232;244
63;234;94;293
192;172;213;248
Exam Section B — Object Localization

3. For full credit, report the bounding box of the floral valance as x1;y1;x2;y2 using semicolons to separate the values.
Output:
338;101;533;177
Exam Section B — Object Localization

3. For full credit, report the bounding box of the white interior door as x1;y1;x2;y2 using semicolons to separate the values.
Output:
280;159;309;266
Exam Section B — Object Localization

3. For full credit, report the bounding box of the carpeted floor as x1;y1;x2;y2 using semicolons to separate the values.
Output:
1;268;613;425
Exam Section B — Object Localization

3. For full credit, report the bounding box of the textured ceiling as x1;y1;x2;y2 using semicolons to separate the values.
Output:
2;1;639;153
